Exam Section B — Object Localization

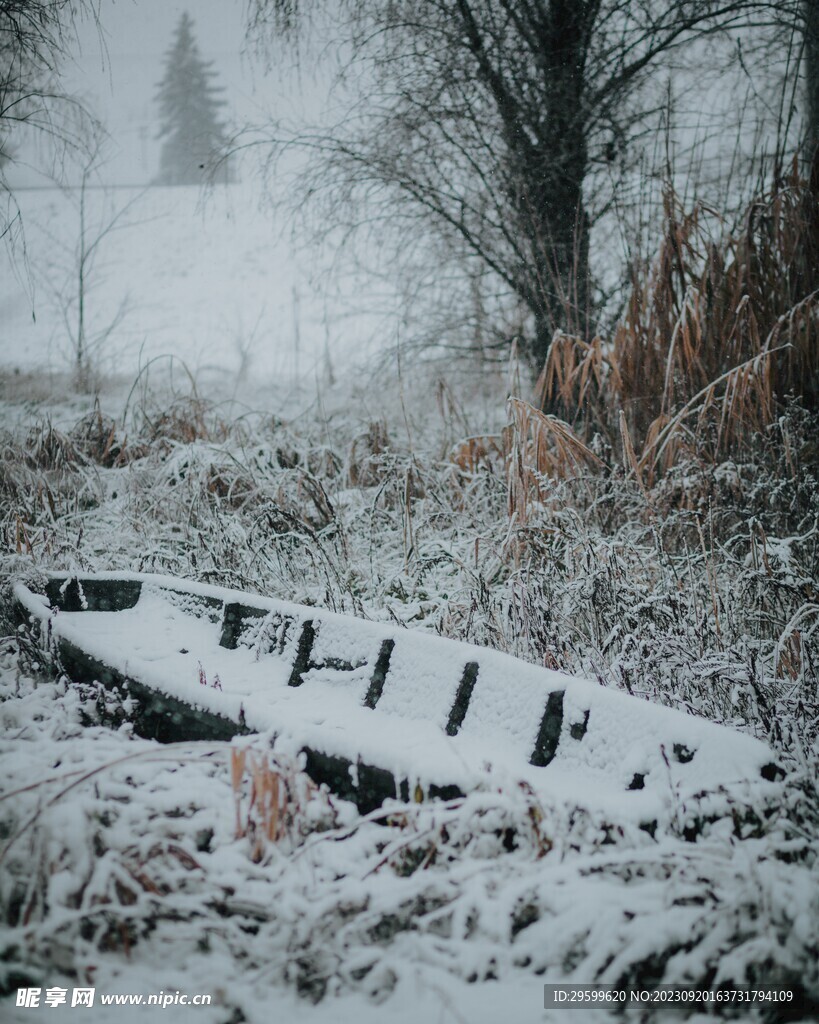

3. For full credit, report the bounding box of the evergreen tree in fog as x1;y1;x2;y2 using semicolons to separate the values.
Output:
155;11;233;185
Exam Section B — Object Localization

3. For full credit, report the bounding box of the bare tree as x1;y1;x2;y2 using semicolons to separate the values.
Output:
247;0;806;372
1;1;100;236
35;135;145;390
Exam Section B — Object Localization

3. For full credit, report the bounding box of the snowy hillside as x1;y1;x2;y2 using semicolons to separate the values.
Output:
1;184;391;391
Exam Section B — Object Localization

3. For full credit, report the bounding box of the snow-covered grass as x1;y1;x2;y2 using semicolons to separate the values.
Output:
0;362;817;1020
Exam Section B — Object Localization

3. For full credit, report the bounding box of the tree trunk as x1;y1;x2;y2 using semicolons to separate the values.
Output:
510;1;594;373
527;166;591;372
454;0;595;376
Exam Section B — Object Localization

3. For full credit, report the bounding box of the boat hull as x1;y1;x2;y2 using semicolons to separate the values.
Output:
14;572;782;827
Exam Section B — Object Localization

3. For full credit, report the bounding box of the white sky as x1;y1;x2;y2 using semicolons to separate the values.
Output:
14;0;326;187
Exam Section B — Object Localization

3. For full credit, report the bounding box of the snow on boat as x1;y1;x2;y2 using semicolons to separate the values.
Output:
14;571;782;830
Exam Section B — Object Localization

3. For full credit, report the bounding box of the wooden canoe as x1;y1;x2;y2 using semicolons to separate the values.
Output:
14;572;782;830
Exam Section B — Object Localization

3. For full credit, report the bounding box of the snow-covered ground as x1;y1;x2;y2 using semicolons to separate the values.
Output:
2;657;815;1024
0;375;817;1021
1;183;392;393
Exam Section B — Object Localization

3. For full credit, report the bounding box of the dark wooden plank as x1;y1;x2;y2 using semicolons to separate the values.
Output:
219;602;268;649
362;639;395;709
57;638;249;743
287;620;316;686
46;577;143;613
445;662;479;736
530;690;565;767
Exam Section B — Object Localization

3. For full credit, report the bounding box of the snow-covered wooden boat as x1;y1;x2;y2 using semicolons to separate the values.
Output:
14;572;782;830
